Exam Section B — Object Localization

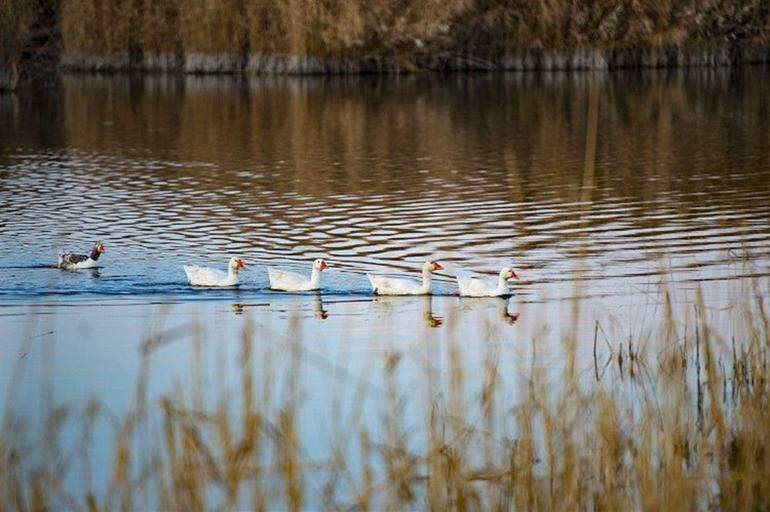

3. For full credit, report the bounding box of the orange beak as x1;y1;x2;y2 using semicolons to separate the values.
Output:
320;261;328;270
432;262;443;271
100;245;106;253
238;260;245;269
510;270;518;280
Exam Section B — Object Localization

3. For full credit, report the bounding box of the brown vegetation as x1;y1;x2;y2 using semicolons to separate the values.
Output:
3;1;770;75
56;0;770;71
1;276;769;509
3;1;770;77
0;0;32;62
0;0;33;89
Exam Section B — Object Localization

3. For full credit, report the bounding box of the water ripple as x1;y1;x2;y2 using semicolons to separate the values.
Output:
2;73;770;302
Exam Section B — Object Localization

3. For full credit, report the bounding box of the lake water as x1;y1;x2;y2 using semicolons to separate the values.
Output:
2;70;769;302
2;69;770;507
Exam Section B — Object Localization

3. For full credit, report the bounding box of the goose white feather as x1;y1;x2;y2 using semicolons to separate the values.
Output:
456;266;518;297
268;258;328;292
367;260;443;296
184;257;245;287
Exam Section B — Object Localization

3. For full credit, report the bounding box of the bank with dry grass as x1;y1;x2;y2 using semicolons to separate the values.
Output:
3;1;769;79
0;0;34;89
55;0;770;73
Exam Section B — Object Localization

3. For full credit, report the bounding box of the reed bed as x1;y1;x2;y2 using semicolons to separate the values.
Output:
2;1;769;76
0;0;33;89
0;0;30;59
57;0;770;71
1;275;769;510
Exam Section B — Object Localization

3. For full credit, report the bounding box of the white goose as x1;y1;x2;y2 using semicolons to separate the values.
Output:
456;266;518;297
184;257;245;287
268;258;328;292
367;260;443;296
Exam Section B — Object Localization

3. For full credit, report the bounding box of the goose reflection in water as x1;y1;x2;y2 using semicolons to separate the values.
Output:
422;295;443;328
229;294;327;319
457;297;520;325
58;267;102;278
372;295;443;328
312;293;328;320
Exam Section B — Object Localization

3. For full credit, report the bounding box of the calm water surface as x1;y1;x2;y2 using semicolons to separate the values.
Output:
1;70;769;303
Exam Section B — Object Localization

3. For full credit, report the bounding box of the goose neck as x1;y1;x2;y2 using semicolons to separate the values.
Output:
421;269;433;293
497;273;510;294
310;267;322;287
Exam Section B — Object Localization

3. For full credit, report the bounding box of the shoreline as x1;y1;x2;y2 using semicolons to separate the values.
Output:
58;47;770;75
5;0;770;90
5;47;768;91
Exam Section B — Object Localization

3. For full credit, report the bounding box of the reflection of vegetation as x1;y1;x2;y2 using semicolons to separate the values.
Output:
2;275;770;509
51;72;770;264
54;72;770;202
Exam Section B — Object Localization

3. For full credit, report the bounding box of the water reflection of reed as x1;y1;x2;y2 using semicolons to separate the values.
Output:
51;71;770;203
2;72;770;283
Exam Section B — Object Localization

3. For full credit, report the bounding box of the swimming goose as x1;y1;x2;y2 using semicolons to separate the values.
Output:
56;241;106;270
367;260;443;296
268;258;328;292
456;266;518;297
184;257;245;287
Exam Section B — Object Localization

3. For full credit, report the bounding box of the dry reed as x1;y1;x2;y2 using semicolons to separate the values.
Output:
0;0;34;89
57;0;770;70
1;274;769;509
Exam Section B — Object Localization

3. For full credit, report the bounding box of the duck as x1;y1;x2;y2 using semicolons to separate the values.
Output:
367;260;443;296
456;266;518;297
268;258;328;292
56;241;106;270
184;257;245;287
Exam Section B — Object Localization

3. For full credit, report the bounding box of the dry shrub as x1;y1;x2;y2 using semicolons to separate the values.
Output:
0;0;33;67
58;0;770;64
178;0;247;54
61;0;135;54
139;0;182;56
1;277;770;509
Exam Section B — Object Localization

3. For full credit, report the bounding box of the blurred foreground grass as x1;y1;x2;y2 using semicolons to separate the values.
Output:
1;276;770;511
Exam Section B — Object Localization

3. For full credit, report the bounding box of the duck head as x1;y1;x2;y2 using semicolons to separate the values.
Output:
90;242;106;260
